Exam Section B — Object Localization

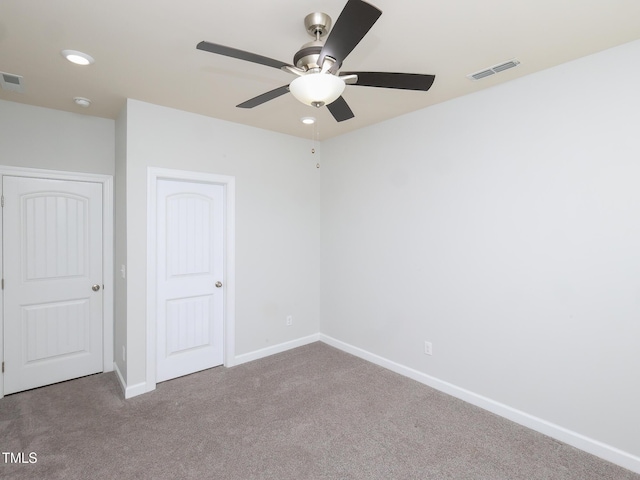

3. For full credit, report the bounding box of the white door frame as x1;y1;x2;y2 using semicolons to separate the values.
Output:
146;167;235;393
0;165;114;399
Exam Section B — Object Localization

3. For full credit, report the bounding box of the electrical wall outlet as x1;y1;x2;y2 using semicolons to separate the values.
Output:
286;315;293;326
424;341;433;356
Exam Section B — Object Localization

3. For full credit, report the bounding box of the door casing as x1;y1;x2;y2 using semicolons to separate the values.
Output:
0;165;114;399
146;167;235;394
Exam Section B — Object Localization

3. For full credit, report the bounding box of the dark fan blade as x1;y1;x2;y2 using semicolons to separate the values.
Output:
197;41;291;70
237;85;290;108
318;0;382;72
326;96;355;122
340;72;435;91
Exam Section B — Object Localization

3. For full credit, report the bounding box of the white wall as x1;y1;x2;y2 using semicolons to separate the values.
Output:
114;104;128;382
321;39;640;459
0;100;114;175
0;99;115;388
122;99;320;387
3;37;638;470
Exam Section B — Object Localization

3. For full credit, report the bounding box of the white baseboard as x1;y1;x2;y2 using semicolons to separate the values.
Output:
319;334;640;475
113;362;148;399
113;361;126;395
233;333;320;367
115;335;320;398
125;381;148;399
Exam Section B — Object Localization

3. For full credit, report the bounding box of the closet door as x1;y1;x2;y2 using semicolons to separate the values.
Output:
3;176;103;394
155;179;224;383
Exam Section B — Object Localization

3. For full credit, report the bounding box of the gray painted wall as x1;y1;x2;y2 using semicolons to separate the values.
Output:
2;38;639;466
121;99;321;387
321;40;640;457
0;100;114;175
114;104;128;382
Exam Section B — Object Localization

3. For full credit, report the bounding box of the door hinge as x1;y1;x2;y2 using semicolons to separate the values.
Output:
2;362;4;373
1;278;3;290
1;195;4;207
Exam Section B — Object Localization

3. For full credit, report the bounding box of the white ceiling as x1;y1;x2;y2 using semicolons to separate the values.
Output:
1;0;639;140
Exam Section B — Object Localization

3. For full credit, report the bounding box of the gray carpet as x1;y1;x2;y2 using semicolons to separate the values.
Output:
1;342;637;479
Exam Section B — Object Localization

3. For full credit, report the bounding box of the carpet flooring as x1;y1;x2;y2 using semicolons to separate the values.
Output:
1;342;638;479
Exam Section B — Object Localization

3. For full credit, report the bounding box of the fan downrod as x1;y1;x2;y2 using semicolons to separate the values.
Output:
294;12;335;71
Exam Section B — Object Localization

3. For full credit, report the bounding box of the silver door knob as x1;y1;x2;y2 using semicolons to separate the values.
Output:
215;281;223;288
92;284;101;292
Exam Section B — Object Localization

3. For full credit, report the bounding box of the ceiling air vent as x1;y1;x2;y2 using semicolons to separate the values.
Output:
467;59;520;81
470;69;495;80
0;72;25;93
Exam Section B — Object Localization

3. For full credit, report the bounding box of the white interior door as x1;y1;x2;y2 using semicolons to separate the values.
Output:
156;179;224;383
2;176;103;395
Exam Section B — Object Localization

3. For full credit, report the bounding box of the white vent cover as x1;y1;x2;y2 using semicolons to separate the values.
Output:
0;72;24;92
468;59;521;81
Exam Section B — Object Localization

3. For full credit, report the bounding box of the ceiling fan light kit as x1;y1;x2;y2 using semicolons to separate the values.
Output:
290;73;345;107
196;0;435;122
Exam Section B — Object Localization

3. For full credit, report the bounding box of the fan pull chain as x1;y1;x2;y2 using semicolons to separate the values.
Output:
311;121;320;169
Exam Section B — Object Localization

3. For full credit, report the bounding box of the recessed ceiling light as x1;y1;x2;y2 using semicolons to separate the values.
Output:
74;97;91;107
301;117;316;125
62;50;95;66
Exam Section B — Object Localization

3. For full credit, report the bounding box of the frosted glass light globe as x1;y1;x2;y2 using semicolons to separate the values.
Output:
289;73;346;107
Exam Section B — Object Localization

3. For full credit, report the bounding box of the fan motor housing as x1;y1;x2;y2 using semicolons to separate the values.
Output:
294;41;323;70
294;12;333;71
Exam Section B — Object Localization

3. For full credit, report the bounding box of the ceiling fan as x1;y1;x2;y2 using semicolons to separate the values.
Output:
196;0;435;122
